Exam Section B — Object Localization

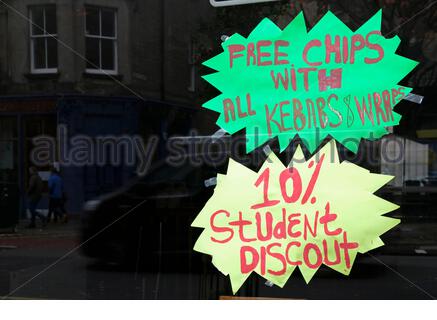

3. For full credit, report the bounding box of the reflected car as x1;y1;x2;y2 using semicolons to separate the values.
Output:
80;139;233;273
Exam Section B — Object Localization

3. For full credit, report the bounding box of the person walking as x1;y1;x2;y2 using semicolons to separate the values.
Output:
27;167;46;228
47;166;64;223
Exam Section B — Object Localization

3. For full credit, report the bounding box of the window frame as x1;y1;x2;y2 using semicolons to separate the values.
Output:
84;5;118;75
29;5;58;74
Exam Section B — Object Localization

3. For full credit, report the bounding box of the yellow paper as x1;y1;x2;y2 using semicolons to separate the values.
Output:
192;140;400;294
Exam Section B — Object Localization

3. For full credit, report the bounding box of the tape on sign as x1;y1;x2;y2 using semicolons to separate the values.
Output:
263;145;273;157
204;177;217;187
404;93;424;104
211;128;227;143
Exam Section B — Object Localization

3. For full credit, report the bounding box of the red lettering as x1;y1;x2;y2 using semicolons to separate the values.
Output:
229;211;256;242
303;243;323;269
339;232;359;269
279;167;302;203
316;98;329;129
210;210;234;244
287;213;302;238
382;90;394;121
373;92;386;125
293;98;306;131
297;67;317;91
222;98;236;123
303;211;319;240
365;31;384;64
255;212;273;241
240;246;259;274
285;241;302;266
303;39;322;66
319;202;342;236
279;101;292;131
247;43;256;66
274;40;290;65
264;103;282;137
273;209;287;239
257;40;272;66
267;243;287;276
342;36;349;63
246;93;256;116
236;96;247;118
260;246;267;275
350;34;365;64
318;68;343;91
228;44;245;68
355;96;375;125
325;35;341;64
271;69;289;90
323;239;341;266
251;168;280;210
301;153;325;205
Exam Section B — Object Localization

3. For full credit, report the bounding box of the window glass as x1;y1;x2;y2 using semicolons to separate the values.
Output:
101;9;115;37
101;39;114;70
29;5;57;72
30;6;44;35
47;37;58;68
33;37;46;69
86;7;100;36
44;6;57;34
85;7;117;72
4;0;437;301
85;37;100;69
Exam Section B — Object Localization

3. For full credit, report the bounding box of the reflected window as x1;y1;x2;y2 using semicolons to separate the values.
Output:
381;136;430;187
29;5;58;73
85;6;118;75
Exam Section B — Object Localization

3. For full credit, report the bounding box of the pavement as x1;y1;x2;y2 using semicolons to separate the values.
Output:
0;217;435;299
0;219;80;249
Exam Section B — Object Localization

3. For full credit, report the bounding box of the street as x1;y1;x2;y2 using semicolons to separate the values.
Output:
0;219;436;300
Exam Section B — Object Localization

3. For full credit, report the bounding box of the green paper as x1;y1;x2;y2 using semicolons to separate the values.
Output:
191;140;400;294
202;10;418;154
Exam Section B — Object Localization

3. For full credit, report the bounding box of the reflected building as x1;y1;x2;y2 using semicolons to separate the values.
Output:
0;0;214;219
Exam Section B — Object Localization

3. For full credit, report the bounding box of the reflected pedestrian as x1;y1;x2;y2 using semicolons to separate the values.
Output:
47;166;64;223
61;191;68;223
26;167;46;228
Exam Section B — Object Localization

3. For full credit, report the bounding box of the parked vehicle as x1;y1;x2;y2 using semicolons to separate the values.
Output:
79;119;247;272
